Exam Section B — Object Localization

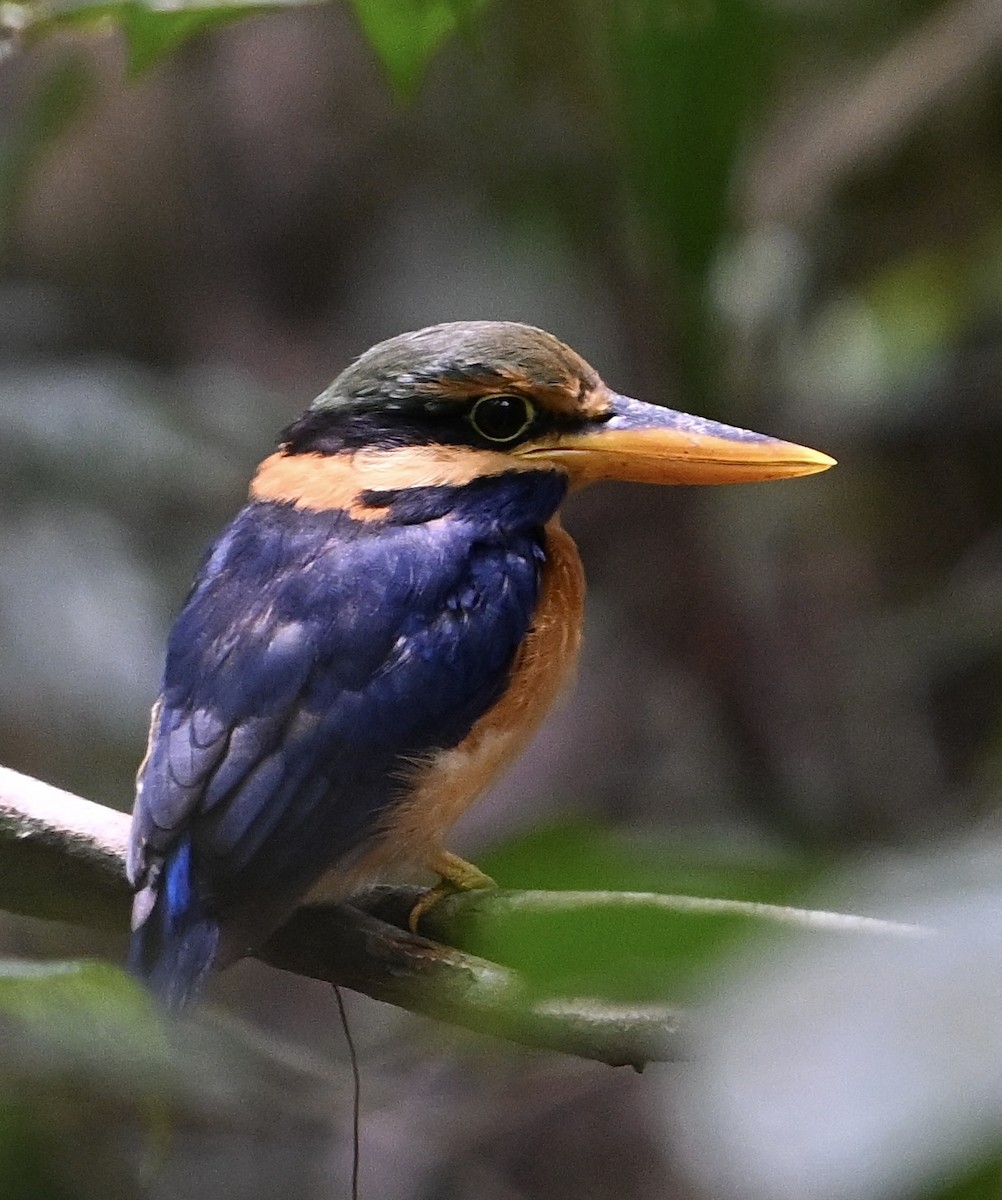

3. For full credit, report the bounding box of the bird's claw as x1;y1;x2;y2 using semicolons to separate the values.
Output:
408;851;496;934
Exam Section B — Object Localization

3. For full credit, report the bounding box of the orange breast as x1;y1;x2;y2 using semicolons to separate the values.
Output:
328;517;586;891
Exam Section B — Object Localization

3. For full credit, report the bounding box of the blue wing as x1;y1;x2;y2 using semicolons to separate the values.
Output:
128;472;563;1005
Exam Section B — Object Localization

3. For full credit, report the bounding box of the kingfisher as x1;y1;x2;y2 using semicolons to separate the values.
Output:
127;321;834;1007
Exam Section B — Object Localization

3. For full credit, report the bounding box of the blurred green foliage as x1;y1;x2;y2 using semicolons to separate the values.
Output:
0;960;169;1197
0;55;94;236
607;0;779;398
927;1158;1002;1200
20;0;491;90
482;821;818;899
0;959;336;1195
475;823;822;1000
348;0;491;95
27;3;275;76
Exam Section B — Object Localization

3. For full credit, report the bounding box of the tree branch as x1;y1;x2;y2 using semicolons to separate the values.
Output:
0;766;686;1065
0;765;926;1068
0;767;131;928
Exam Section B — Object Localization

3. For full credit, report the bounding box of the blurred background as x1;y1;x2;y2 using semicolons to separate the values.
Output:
2;0;1002;1196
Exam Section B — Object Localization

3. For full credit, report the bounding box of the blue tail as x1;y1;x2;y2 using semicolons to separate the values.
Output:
128;840;220;1009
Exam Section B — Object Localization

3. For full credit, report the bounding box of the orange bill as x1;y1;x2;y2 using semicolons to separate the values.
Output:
517;393;836;486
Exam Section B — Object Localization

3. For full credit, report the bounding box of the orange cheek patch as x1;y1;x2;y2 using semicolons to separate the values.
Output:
250;452;387;521
249;448;546;518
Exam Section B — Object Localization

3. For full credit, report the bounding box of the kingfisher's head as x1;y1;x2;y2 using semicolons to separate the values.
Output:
250;321;834;517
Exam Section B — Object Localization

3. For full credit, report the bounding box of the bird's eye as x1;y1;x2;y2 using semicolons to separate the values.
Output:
469;394;535;444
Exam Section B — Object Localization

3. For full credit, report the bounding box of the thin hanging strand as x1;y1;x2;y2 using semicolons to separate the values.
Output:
333;984;361;1200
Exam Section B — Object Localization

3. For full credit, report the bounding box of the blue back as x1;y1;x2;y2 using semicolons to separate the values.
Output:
128;468;566;1000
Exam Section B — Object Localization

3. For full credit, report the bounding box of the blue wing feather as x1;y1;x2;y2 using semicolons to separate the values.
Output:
129;469;565;1004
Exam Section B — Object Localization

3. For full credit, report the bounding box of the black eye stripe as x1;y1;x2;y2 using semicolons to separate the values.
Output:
468;394;535;444
281;392;600;455
421;399;455;418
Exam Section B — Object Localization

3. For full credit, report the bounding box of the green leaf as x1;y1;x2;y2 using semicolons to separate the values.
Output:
0;957;332;1121
30;1;282;76
607;0;784;397
0;1100;78;1200
0;958;336;1196
923;1154;1002;1200
0;960;171;1198
0;53;96;244
347;0;491;97
117;4;260;76
462;824;830;1001
0;958;171;1091
609;0;779;280
456;897;758;1002
481;821;819;901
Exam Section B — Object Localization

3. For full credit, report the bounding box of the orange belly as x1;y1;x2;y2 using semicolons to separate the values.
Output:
315;517;585;895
